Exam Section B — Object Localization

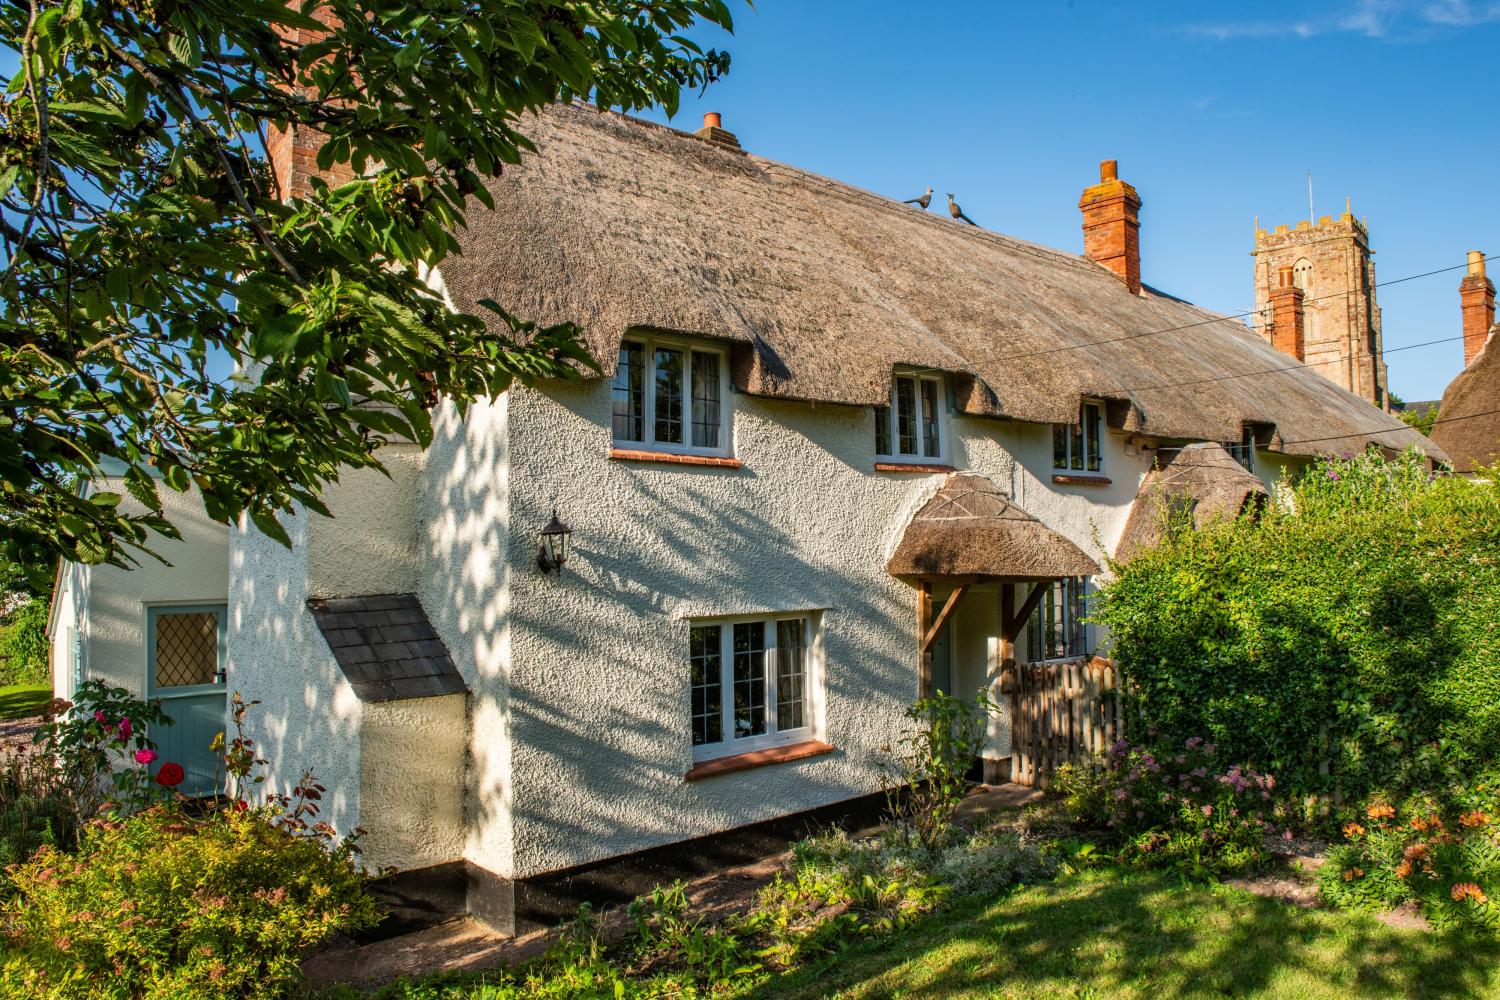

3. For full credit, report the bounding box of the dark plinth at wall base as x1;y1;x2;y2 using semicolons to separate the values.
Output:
363;791;891;940
981;756;1013;785
684;740;836;781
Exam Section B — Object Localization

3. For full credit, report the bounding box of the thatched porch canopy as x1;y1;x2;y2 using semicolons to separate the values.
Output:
887;473;1100;582
1115;443;1269;562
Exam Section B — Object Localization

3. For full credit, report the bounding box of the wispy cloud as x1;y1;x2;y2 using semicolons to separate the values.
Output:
1185;0;1497;40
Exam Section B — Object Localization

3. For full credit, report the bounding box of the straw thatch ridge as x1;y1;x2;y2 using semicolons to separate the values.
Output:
1114;443;1270;562
1431;327;1500;474
887;473;1100;580
441;103;1442;461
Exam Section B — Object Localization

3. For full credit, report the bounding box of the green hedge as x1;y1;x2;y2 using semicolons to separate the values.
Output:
0;598;49;686
1093;452;1500;815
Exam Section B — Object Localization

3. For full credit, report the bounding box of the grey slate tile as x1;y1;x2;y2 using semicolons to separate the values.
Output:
307;594;468;704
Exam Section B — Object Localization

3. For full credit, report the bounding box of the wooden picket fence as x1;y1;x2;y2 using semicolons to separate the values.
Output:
1011;656;1121;788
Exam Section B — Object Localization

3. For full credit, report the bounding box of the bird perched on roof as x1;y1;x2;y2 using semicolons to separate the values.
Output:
948;193;977;226
903;186;933;210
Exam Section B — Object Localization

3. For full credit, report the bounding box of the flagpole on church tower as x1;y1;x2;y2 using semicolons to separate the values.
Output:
1307;171;1314;225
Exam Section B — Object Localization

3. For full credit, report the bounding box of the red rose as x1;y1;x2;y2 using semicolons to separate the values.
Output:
155;762;186;788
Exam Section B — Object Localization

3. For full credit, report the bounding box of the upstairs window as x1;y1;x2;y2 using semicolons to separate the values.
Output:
875;373;946;461
1053;401;1104;473
612;336;729;455
1026;577;1089;662
689;615;817;761
1227;427;1257;474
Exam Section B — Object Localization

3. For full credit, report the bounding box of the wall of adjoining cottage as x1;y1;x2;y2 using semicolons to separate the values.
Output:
62;482;230;700
48;561;86;702
489;378;1160;879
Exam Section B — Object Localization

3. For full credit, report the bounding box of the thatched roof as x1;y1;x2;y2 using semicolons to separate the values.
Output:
1431;329;1500;474
887;473;1100;580
1115;443;1269;562
440;103;1442;461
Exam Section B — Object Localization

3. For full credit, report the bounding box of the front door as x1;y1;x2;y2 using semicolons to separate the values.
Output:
930;618;954;697
146;605;227;797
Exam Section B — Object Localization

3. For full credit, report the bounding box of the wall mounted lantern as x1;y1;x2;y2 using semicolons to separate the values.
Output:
536;510;572;574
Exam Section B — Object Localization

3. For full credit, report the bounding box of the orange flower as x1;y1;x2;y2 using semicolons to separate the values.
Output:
1395;860;1413;879
1404;842;1430;861
1367;803;1396;821
1451;882;1489;904
1461;810;1490;828
1342;867;1365;881
1410;816;1430;832
1343;822;1366;838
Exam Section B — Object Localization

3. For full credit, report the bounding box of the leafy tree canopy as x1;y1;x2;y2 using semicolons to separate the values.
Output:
0;0;734;590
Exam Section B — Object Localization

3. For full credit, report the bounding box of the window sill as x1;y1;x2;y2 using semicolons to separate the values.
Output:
684;740;835;781
1051;473;1111;486
610;448;742;469
874;462;956;474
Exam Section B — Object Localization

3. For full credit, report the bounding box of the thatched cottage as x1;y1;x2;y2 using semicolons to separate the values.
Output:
49;104;1443;921
1431;252;1500;474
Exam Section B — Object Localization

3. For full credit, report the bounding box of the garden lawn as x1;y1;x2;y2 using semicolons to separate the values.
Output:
756;868;1500;1000
0;684;49;721
363;867;1500;1000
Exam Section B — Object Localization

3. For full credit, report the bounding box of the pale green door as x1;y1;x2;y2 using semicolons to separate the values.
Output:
146;605;227;797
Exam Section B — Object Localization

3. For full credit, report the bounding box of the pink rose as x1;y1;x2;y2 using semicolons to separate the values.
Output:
93;710;107;725
1201;805;1213;817
133;749;157;766
117;718;132;741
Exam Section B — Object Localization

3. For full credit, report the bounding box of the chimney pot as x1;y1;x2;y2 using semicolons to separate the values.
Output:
1277;265;1295;289
703;111;722;129
1100;159;1118;182
1468;249;1486;277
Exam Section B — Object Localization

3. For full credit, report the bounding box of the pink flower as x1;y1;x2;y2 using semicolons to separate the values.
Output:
93;710;107;725
132;749;157;766
1201;805;1214;817
1282;829;1294;841
117;717;132;741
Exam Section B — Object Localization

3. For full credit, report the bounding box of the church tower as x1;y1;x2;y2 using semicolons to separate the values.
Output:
1252;205;1389;410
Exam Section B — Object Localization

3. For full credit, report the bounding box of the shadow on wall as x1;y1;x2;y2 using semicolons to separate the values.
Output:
419;381;926;876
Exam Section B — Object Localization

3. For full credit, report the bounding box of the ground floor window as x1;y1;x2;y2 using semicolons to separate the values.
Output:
1026;578;1089;661
690;615;817;760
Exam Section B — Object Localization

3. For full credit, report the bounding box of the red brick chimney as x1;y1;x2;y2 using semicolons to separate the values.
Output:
1079;159;1142;295
693;111;741;150
1460;250;1495;367
265;10;355;201
1269;265;1305;361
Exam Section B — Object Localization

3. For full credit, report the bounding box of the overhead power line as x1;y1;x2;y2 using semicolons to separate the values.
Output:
1280;407;1500;447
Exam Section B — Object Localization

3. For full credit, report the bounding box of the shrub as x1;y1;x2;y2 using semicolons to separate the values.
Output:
1;805;379;998
0;741;75;869
882;691;995;852
1054;735;1280;876
0;597;48;685
34;681;177;820
1093;450;1500;816
1320;795;1500;932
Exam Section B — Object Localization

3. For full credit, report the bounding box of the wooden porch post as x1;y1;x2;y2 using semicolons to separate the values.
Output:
917;581;933;698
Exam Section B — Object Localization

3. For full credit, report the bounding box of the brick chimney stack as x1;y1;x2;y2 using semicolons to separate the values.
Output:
1269;265;1305;361
693;111;741;150
265;9;355;201
1079;159;1143;295
1460;249;1495;367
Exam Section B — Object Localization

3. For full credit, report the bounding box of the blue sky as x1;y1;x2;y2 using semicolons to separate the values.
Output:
639;0;1500;402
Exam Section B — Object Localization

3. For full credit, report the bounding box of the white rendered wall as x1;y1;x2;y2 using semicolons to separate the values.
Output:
48;562;85;700
228;507;364;841
489;378;1159;879
359;693;468;870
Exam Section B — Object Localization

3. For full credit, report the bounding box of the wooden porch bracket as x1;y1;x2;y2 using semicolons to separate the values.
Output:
921;584;969;654
1002;580;1050;638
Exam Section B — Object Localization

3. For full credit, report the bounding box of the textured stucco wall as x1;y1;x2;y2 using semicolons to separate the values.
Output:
359;693;468;870
228;508;364;840
48;562;85;700
306;448;425;599
488;379;1158;878
78;483;229;698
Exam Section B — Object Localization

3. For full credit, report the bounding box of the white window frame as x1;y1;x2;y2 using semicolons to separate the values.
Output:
611;333;732;457
688;613;823;763
1025;577;1091;663
1053;400;1106;474
875;372;949;462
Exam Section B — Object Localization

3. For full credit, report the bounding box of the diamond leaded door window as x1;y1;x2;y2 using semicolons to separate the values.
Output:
150;607;224;688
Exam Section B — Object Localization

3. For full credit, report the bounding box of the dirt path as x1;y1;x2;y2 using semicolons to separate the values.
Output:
0;715;42;758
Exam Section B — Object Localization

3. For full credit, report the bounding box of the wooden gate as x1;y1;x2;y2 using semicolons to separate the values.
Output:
1011;656;1121;788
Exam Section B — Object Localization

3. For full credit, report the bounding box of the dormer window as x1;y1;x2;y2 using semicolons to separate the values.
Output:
612;335;730;455
875;373;946;462
1053;401;1104;474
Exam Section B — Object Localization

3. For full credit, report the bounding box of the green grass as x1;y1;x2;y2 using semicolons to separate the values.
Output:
0;683;51;721
364;868;1500;1000
752;869;1500;1000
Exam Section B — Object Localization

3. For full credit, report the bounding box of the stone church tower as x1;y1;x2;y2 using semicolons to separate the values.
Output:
1252;207;1390;410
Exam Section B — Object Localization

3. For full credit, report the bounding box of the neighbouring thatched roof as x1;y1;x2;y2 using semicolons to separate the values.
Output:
887;473;1100;580
440;104;1443;462
1431;329;1500;474
1115;443;1270;562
